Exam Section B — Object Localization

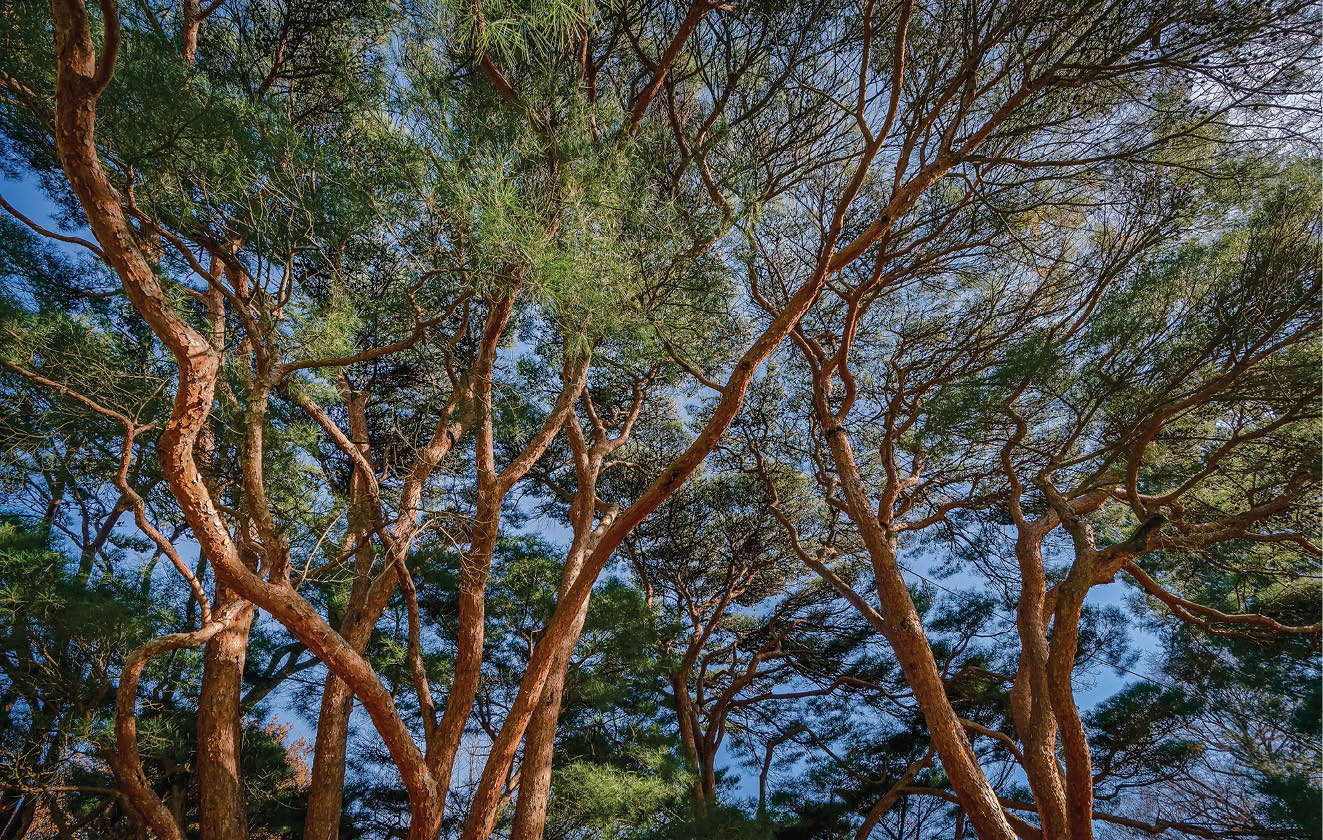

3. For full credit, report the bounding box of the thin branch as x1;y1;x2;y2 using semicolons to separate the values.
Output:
0;192;106;259
1123;561;1321;636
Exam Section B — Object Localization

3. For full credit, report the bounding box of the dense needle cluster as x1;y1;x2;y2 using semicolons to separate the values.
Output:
0;1;1318;839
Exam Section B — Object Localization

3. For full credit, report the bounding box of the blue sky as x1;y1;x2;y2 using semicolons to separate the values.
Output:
4;168;1174;817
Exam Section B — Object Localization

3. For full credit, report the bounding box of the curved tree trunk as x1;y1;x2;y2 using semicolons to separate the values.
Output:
509;407;629;840
460;209;854;840
510;511;631;839
1008;536;1070;840
302;349;489;840
46;10;443;833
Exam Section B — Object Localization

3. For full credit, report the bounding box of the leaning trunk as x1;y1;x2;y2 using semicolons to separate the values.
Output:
824;426;1017;840
508;602;588;840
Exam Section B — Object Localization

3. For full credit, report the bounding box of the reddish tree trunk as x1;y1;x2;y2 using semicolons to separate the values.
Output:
1008;534;1070;840
47;11;442;830
821;423;1016;840
197;590;255;840
509;406;632;840
509;602;588;840
304;673;354;840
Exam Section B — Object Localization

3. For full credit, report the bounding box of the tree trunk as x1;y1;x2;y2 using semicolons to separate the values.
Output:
1008;535;1070;840
195;415;257;840
302;569;409;840
197;589;255;840
305;388;380;840
461;246;840;840
669;674;709;814
427;498;500;808
510;442;617;840
48;6;441;838
508;601;588;840
304;674;355;840
1046;584;1096;840
822;423;1017;840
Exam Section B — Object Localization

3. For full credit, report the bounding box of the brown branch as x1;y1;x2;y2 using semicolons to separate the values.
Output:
92;0;120;95
901;787;1232;839
279;288;466;378
1123;561;1321;636
110;603;246;840
854;747;934;840
624;0;722;135
0;359;211;619
0;192;106;259
960;719;1027;767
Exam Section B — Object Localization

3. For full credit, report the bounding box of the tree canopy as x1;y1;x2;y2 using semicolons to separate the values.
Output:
0;1;1318;839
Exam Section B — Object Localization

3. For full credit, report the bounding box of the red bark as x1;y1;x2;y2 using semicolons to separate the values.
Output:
197;594;255;840
48;6;442;835
509;398;630;839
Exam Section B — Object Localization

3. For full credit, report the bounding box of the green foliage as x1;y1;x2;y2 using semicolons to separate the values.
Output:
547;747;690;840
1085;683;1204;784
0;517;160;705
0;0;1319;837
